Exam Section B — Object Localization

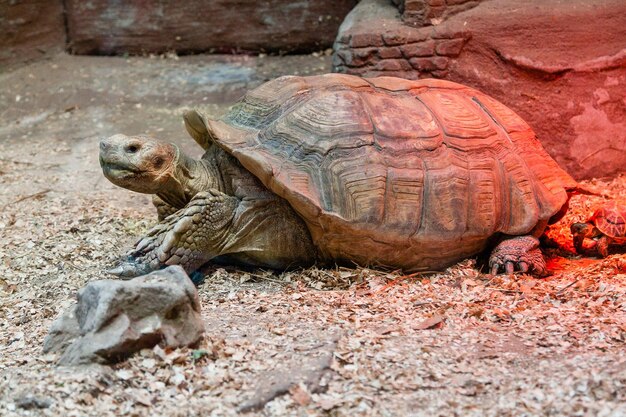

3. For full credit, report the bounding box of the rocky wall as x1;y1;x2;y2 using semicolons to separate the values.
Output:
333;0;626;179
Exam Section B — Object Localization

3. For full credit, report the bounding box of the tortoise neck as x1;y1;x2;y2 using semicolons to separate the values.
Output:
188;148;225;194
156;145;223;209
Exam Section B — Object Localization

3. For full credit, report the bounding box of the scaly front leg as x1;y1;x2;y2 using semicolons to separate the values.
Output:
110;190;238;279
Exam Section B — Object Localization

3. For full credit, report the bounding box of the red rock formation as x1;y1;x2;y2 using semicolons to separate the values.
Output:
333;0;626;179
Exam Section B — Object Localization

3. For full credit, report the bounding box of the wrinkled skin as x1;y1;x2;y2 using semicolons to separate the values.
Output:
488;235;547;276
100;134;177;195
571;222;600;254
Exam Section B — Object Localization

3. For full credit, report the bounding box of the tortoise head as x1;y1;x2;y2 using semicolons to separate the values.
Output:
99;134;179;194
570;222;599;253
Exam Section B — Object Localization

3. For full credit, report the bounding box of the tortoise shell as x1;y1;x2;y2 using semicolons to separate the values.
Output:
590;201;626;239
205;74;577;271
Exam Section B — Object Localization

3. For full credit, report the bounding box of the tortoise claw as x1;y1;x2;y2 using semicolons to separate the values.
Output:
518;261;529;273
107;255;158;278
488;236;547;277
107;265;125;276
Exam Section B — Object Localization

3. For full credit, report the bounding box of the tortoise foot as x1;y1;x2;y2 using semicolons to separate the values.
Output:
489;236;547;277
109;258;206;286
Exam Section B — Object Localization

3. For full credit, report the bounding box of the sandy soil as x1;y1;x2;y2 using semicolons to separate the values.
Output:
0;53;624;417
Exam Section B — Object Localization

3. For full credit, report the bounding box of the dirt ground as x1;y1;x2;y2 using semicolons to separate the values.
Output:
0;53;624;417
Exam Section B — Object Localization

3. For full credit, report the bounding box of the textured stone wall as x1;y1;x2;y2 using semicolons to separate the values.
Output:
334;24;470;80
333;0;471;80
333;0;626;179
0;0;66;68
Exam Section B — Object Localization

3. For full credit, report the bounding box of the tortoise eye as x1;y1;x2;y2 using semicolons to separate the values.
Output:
125;144;140;153
154;157;164;168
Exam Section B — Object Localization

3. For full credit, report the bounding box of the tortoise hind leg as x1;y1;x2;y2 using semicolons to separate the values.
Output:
488;235;547;276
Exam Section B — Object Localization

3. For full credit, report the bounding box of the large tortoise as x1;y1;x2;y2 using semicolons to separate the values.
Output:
99;74;579;279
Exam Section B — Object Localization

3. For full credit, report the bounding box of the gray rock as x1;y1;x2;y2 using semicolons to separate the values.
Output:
43;266;204;365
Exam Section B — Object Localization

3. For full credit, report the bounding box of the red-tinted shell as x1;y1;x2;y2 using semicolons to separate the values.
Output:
590;201;626;239
205;74;577;271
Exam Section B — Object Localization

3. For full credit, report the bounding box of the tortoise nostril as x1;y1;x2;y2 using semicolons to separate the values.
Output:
99;141;109;151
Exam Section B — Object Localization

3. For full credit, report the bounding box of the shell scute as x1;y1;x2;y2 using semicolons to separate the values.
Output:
384;166;424;234
417;90;497;140
420;152;470;236
320;147;387;222
360;91;442;150
368;76;465;92
466;156;501;236
472;92;531;133
226;76;308;130
268;89;374;156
